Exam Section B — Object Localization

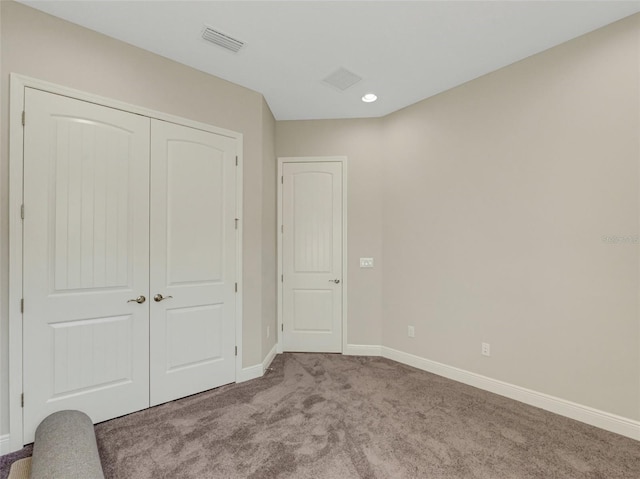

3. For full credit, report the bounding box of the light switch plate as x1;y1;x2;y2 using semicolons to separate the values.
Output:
360;257;374;268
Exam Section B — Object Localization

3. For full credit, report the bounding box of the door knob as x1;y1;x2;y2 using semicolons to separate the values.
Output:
127;295;146;304
329;279;340;284
154;294;173;302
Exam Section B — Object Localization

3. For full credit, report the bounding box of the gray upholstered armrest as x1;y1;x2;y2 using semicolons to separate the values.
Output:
30;410;105;479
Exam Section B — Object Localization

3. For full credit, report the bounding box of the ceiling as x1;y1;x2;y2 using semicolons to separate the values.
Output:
18;1;640;120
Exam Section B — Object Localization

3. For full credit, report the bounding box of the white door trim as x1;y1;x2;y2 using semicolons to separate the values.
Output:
8;73;244;451
276;156;348;355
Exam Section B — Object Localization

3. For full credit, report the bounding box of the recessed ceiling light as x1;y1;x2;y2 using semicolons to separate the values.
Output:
362;93;377;103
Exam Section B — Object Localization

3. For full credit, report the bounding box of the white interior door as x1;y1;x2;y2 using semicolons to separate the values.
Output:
282;161;343;352
149;120;237;406
22;88;151;442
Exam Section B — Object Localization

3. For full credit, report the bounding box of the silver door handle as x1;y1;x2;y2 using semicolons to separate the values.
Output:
127;295;146;304
154;294;173;302
329;279;340;284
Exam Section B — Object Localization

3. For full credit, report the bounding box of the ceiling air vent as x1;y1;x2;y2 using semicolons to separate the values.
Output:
322;68;362;91
202;26;245;53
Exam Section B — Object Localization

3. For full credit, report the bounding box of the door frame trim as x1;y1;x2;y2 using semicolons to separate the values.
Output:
8;73;244;451
276;156;348;355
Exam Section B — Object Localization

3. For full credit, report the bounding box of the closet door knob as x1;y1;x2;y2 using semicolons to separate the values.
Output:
127;295;146;304
154;294;173;302
329;279;340;284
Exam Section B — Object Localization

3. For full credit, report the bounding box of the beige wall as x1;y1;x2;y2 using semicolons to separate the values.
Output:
382;14;639;420
0;1;275;435
276;119;385;347
277;16;640;421
261;98;277;357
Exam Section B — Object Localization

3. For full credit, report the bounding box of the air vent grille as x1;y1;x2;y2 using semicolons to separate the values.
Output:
202;26;245;53
322;68;362;91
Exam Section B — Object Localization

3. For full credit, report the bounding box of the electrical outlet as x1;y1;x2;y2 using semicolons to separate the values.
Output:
267;325;270;338
482;342;490;357
408;326;415;338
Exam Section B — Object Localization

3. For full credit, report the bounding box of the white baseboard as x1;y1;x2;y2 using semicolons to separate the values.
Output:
262;344;278;372
343;344;382;356
0;434;10;454
237;344;279;383
380;346;640;441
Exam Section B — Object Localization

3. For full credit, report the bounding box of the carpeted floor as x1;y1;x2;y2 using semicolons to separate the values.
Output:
1;353;639;478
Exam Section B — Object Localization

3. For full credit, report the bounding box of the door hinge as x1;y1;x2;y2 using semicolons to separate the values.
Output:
235;218;239;230
21;111;25;127
21;393;24;408
281;225;283;234
20;204;24;220
235;346;238;356
235;156;238;166
235;282;238;293
281;274;283;282
20;298;24;313
281;324;283;332
281;176;283;184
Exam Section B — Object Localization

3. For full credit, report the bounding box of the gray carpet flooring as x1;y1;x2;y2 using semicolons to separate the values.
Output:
1;353;639;478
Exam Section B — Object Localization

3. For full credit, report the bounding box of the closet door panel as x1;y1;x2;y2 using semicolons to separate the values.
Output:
22;88;151;442
149;120;237;406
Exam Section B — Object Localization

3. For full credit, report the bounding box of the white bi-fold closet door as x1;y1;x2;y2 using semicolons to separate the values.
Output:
22;88;237;442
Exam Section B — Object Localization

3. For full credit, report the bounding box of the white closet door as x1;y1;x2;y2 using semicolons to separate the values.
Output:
149;120;237;406
282;162;343;352
22;88;151;442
